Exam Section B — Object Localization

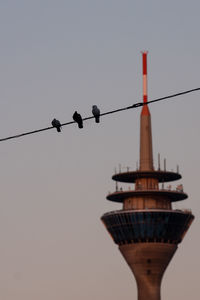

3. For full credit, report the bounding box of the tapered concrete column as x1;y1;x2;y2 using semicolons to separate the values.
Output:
119;243;177;300
140;105;154;171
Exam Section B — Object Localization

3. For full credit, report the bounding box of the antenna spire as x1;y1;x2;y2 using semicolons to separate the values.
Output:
139;51;154;170
141;51;150;115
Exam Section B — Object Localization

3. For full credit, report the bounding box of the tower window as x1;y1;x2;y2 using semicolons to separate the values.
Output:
147;269;151;275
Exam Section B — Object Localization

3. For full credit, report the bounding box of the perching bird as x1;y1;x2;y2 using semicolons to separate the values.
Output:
92;105;100;123
51;118;62;132
73;111;83;128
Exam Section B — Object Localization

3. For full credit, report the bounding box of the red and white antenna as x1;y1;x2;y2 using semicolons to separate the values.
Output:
142;51;148;103
141;51;150;115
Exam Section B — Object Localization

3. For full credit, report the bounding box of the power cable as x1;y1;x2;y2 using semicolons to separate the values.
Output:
0;87;199;142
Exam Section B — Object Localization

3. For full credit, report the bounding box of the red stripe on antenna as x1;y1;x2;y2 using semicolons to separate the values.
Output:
143;95;147;102
142;52;147;75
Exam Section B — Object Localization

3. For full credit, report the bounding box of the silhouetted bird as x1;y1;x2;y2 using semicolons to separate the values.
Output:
92;105;100;123
51;118;62;132
73;111;83;128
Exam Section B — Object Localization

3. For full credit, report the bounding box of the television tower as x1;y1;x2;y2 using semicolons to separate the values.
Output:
101;52;194;300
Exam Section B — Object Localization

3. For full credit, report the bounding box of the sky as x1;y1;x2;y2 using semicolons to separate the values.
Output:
0;0;199;299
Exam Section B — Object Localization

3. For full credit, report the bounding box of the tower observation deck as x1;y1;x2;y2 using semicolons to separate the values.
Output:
101;52;194;300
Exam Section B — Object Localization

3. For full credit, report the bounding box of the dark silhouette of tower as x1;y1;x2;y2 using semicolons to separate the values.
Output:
101;52;194;300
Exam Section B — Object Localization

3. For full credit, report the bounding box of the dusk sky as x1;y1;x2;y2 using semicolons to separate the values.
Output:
0;1;199;299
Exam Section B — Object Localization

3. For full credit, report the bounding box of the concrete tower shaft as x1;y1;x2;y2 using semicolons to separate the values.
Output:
140;111;154;171
119;243;177;300
140;52;154;171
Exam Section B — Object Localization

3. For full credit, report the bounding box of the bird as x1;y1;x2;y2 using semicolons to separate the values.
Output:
73;111;83;128
92;105;100;123
51;118;62;132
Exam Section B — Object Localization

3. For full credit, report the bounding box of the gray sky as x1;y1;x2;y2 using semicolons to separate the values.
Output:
0;1;199;299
